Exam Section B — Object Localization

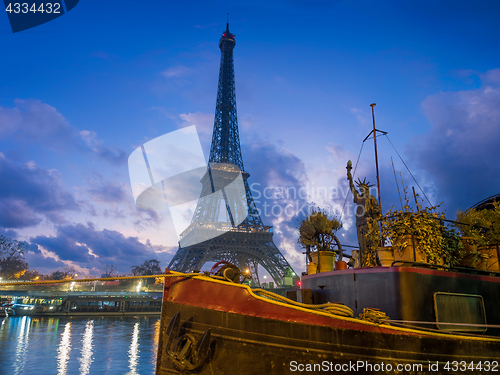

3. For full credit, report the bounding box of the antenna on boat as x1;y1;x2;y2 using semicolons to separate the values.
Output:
370;103;382;211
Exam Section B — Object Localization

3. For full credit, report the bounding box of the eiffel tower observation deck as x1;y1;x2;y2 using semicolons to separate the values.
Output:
167;22;294;286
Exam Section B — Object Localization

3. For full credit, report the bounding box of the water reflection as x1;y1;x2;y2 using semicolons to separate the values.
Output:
151;319;161;365
127;321;140;374
57;322;72;375
1;317;160;374
13;316;30;375
79;320;94;374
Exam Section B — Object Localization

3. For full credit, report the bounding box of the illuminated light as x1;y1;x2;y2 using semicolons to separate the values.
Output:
298;281;302;286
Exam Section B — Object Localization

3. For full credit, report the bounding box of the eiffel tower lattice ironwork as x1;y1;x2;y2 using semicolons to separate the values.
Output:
167;22;294;286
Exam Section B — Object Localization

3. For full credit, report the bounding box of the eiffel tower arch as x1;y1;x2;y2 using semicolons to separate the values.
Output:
168;22;294;286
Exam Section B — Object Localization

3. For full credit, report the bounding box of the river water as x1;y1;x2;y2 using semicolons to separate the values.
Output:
0;315;161;375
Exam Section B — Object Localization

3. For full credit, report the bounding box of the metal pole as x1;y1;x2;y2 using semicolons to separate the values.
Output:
370;103;382;211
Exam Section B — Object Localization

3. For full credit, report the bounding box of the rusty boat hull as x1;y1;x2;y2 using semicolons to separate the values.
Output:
156;268;500;375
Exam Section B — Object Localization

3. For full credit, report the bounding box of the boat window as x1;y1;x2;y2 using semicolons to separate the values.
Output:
433;292;486;332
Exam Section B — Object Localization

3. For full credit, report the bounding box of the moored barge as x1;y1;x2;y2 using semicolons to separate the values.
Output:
155;264;500;375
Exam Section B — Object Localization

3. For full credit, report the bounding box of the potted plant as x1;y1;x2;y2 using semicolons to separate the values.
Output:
441;224;464;267
456;202;500;271
457;237;479;268
378;192;445;265
298;209;344;274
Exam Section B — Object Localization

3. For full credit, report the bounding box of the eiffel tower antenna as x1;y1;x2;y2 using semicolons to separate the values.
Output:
167;23;294;287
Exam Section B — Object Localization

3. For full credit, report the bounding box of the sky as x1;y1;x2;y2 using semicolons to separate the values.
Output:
1;0;499;278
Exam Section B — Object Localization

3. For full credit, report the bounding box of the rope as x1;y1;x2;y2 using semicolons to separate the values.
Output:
391;157;403;209
340;141;365;223
358;307;390;324
384;134;433;207
252;288;353;317
0;272;202;286
385;319;500;329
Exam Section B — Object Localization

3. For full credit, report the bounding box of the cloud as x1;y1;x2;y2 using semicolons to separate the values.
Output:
0;228;20;239
179;112;213;134
480;68;500;86
239;113;258;130
0;99;78;151
350;107;370;127
86;178;129;204
409;68;500;212
0;199;41;228
325;143;349;161
0;155;79;228
24;251;66;271
29;222;163;272
243;140;310;268
0;99;127;165
162;66;192;78
79;130;128;166
178;112;214;158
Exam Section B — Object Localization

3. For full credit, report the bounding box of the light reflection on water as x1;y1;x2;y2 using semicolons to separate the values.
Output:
127;321;140;375
79;320;94;375
0;316;160;375
57;322;72;375
13;316;31;375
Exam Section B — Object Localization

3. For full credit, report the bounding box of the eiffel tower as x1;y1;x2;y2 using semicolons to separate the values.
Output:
167;22;294;286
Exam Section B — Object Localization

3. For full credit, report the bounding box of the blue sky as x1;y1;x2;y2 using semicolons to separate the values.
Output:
1;0;499;277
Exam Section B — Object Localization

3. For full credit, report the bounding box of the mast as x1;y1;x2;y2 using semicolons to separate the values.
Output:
370;103;382;212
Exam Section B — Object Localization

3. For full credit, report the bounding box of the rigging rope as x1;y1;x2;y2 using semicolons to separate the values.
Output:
384;134;433;207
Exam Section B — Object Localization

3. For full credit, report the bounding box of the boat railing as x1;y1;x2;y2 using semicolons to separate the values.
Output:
391;260;500;277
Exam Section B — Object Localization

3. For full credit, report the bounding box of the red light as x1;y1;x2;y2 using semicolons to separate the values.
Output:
223;33;227;36
297;281;302;286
